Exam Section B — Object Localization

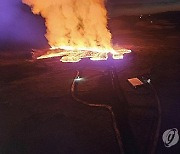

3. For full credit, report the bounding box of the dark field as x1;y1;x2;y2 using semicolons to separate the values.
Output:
0;11;180;153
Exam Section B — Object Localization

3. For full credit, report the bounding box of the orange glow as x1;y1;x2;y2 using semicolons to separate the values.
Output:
36;46;131;62
23;0;131;62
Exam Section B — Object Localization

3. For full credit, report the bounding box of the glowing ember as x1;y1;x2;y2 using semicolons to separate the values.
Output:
23;0;131;62
35;47;131;62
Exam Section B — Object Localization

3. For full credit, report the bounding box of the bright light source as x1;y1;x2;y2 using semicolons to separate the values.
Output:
147;79;151;84
74;76;83;82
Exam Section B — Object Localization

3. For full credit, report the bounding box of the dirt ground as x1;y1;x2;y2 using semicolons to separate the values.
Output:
0;11;179;153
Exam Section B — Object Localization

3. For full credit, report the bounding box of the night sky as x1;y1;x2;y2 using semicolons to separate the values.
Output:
0;0;180;50
109;0;180;16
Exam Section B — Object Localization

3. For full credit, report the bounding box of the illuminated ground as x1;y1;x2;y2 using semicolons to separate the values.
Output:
0;11;180;153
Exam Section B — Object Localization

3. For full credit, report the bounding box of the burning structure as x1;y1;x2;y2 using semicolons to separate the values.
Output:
23;0;131;62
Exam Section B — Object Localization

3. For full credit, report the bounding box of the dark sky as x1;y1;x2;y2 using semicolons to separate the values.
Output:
110;0;179;4
0;0;180;50
108;0;180;16
111;0;178;3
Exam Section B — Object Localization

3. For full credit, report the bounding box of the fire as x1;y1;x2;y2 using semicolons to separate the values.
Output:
35;46;131;62
23;0;131;62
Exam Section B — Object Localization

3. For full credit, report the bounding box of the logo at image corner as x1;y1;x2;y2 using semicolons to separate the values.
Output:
162;128;179;148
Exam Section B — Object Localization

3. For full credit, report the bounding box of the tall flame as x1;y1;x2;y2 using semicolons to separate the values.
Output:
23;0;131;62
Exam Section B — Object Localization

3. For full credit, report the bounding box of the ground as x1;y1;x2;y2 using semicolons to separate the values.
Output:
0;11;180;153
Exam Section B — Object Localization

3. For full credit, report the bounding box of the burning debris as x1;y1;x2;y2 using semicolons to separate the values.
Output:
23;0;131;62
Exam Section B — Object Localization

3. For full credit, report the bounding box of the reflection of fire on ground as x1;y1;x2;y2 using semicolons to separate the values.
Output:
23;0;131;62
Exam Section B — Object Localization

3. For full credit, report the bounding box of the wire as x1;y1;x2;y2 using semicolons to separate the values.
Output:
71;70;124;154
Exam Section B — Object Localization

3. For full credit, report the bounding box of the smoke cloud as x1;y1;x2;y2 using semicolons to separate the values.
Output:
22;0;112;50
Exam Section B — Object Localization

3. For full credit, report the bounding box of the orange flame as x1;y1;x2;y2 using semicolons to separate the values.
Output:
36;46;131;62
23;0;131;62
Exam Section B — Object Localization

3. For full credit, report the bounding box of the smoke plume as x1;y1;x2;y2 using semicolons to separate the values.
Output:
22;0;112;50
